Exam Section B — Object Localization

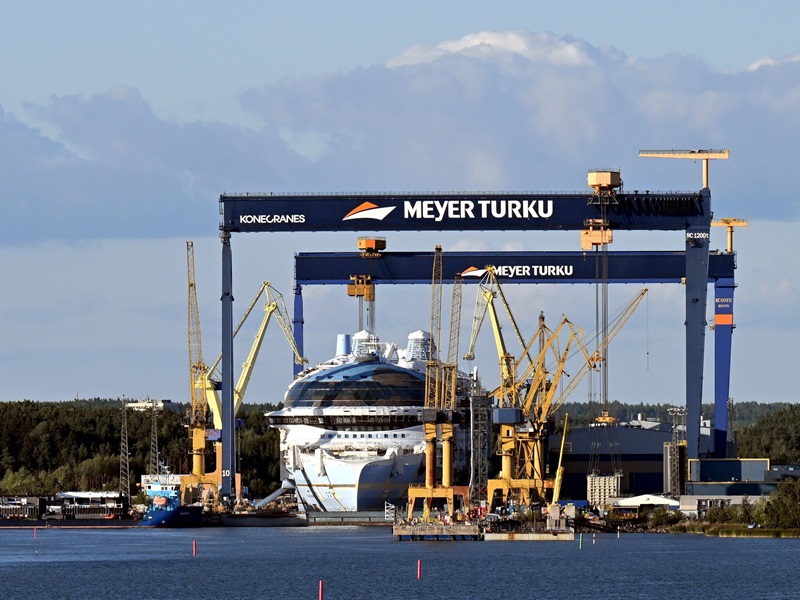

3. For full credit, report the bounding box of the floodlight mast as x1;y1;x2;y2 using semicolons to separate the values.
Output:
638;149;729;188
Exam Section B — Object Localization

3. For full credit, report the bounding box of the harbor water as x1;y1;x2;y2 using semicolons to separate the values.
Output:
2;525;799;599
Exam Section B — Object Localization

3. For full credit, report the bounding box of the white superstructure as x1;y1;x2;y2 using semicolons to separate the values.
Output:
267;330;473;512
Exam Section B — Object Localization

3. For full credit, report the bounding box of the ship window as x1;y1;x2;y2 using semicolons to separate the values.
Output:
283;363;425;409
393;434;398;438
401;434;406;438
345;434;349;438
360;434;365;438
367;434;372;439
384;434;388;438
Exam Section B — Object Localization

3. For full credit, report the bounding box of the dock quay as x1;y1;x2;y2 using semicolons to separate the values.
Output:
484;530;574;541
0;518;137;529
217;511;308;527
393;523;483;541
307;510;393;525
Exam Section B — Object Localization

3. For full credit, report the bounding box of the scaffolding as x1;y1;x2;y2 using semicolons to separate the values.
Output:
469;382;490;509
149;398;160;478
668;406;687;499
119;398;130;503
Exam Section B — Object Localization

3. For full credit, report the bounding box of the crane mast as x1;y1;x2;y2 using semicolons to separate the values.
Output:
424;245;443;503
182;241;219;508
186;242;211;481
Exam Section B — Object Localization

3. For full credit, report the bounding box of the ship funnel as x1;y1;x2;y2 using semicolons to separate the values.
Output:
336;334;352;356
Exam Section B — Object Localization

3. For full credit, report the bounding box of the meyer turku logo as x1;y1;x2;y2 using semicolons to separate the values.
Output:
462;265;574;278
462;266;487;278
342;198;554;222
342;202;397;221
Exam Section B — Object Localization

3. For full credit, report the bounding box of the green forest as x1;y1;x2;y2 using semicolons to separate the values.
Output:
0;398;797;498
0;399;281;498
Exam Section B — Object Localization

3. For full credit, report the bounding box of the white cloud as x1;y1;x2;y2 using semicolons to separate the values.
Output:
746;53;800;72
387;31;599;68
3;30;800;406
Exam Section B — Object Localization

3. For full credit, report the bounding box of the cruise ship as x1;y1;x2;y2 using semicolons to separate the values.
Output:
267;330;476;512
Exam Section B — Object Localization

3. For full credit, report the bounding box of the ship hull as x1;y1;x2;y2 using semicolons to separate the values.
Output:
139;504;204;528
291;447;426;512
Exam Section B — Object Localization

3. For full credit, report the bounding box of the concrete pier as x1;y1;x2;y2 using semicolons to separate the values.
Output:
393;523;482;541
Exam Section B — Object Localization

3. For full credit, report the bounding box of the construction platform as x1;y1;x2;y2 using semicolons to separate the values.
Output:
484;531;574;541
393;522;576;541
307;511;392;525
393;523;482;541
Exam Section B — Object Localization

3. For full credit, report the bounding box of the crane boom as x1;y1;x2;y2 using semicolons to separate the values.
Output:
463;267;532;367
441;272;463;412
523;319;586;426
203;282;306;429
464;268;520;408
550;288;648;413
234;283;305;415
551;413;569;506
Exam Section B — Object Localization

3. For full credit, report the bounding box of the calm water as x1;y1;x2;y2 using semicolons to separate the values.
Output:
1;525;798;599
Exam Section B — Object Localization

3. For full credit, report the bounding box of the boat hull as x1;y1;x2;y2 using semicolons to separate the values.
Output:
291;448;426;512
139;504;204;528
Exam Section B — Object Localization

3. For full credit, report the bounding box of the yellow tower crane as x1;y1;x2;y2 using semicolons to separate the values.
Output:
407;247;470;520
182;241;219;507
181;242;305;506
638;148;729;189
512;317;586;502
463;266;648;511
201;281;305;430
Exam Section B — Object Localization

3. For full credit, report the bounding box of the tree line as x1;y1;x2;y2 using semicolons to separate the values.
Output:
559;399;793;431
0;399;281;498
0;398;797;498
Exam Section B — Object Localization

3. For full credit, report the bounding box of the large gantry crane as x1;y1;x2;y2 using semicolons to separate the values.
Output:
219;161;729;500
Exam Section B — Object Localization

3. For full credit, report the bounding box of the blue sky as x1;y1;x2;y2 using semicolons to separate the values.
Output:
1;2;798;408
